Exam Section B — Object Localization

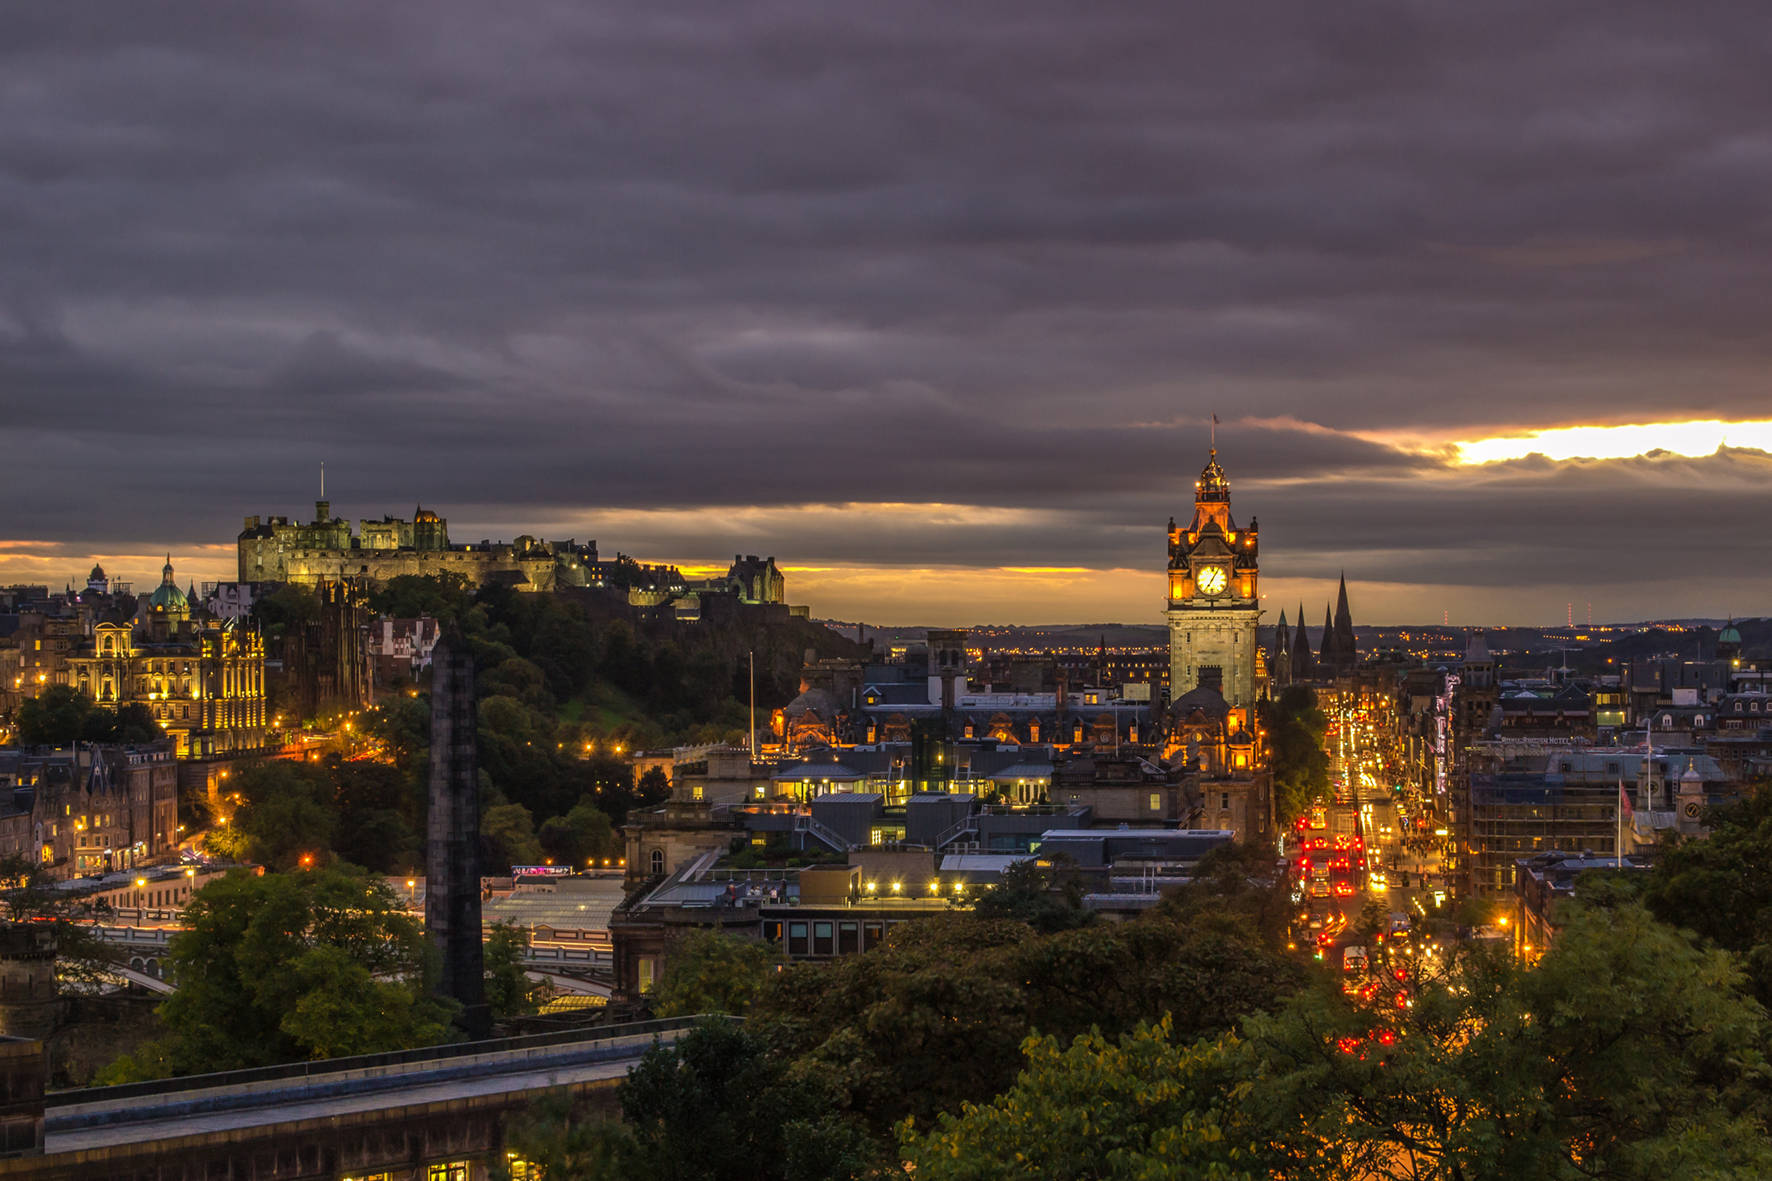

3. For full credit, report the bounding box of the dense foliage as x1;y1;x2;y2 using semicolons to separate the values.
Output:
241;573;864;863
502;790;1772;1179
14;684;160;747
1265;684;1330;823
502;1020;885;1181
101;866;455;1079
904;901;1772;1180
1641;785;1772;1007
647;929;782;1018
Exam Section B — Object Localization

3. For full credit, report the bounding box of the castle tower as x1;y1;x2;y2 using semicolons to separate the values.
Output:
1166;448;1261;708
426;632;488;1038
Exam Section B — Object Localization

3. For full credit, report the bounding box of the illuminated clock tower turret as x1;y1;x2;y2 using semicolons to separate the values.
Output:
1167;448;1261;709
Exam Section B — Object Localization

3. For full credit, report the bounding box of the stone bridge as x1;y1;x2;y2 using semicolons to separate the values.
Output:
89;925;614;993
1;1015;724;1179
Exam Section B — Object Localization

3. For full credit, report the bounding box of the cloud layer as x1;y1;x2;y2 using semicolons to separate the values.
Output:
3;1;1770;623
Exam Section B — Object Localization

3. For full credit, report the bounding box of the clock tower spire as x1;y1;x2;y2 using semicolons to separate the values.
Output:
1166;444;1261;709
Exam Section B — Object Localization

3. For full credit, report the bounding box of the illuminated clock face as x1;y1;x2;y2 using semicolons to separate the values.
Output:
1197;565;1228;595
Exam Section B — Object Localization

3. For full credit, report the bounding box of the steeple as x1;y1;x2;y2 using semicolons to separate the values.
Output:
1291;604;1313;681
1334;573;1355;645
1319;603;1336;663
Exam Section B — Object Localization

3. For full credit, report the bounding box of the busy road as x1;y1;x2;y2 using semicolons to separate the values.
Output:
1285;689;1452;975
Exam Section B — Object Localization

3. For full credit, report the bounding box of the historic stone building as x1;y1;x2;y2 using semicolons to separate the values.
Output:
238;499;600;592
1166;449;1262;709
0;742;178;877
64;559;268;758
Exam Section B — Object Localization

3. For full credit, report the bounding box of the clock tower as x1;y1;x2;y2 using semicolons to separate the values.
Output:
1167;448;1261;709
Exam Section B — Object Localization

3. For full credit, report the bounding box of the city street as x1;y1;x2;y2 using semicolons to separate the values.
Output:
1288;690;1451;969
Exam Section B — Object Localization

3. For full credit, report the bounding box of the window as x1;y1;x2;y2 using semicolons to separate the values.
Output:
1220;792;1231;810
813;921;835;956
787;921;809;956
649;849;664;874
1148;792;1161;811
426;1164;470;1181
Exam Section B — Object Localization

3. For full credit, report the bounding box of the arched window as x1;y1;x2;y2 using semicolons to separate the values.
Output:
649;849;664;875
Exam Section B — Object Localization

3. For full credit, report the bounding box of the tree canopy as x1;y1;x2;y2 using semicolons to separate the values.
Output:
14;685;161;747
904;901;1772;1181
101;866;454;1080
647;929;781;1018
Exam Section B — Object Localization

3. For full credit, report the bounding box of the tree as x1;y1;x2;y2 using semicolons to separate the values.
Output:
230;762;336;870
903;902;1772;1180
1266;685;1330;824
537;799;619;870
619;1019;880;1181
482;802;543;870
648;929;781;1017
100;866;454;1080
14;685;101;746
329;758;421;873
751;903;1304;1136
484;921;551;1018
1643;783;1772;1005
969;858;1093;933
499;1092;637;1180
902;1018;1260;1181
635;766;671;806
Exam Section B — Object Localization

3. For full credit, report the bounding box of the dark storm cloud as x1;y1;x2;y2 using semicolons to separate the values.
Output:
3;0;1771;616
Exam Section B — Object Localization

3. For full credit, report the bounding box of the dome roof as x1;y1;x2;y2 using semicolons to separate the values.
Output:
149;581;188;611
149;555;188;613
783;687;840;719
88;562;106;579
1719;623;1742;644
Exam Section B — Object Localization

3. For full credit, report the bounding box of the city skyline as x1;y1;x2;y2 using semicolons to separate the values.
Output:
5;3;1772;624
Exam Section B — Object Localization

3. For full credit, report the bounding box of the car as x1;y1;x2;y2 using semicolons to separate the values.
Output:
1342;945;1369;973
1310;880;1331;899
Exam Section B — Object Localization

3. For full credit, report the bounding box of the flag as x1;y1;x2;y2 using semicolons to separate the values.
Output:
1619;783;1634;819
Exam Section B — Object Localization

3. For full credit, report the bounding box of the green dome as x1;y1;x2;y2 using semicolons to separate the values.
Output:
1720;623;1742;644
150;555;188;613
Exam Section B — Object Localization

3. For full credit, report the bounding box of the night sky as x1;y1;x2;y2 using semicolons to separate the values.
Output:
4;2;1770;625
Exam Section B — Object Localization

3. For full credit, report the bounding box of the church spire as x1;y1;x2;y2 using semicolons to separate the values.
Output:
1292;604;1313;681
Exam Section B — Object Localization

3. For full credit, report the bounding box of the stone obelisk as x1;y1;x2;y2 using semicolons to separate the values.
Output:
426;631;489;1038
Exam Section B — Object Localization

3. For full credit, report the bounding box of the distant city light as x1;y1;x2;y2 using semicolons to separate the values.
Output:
1455;419;1772;465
